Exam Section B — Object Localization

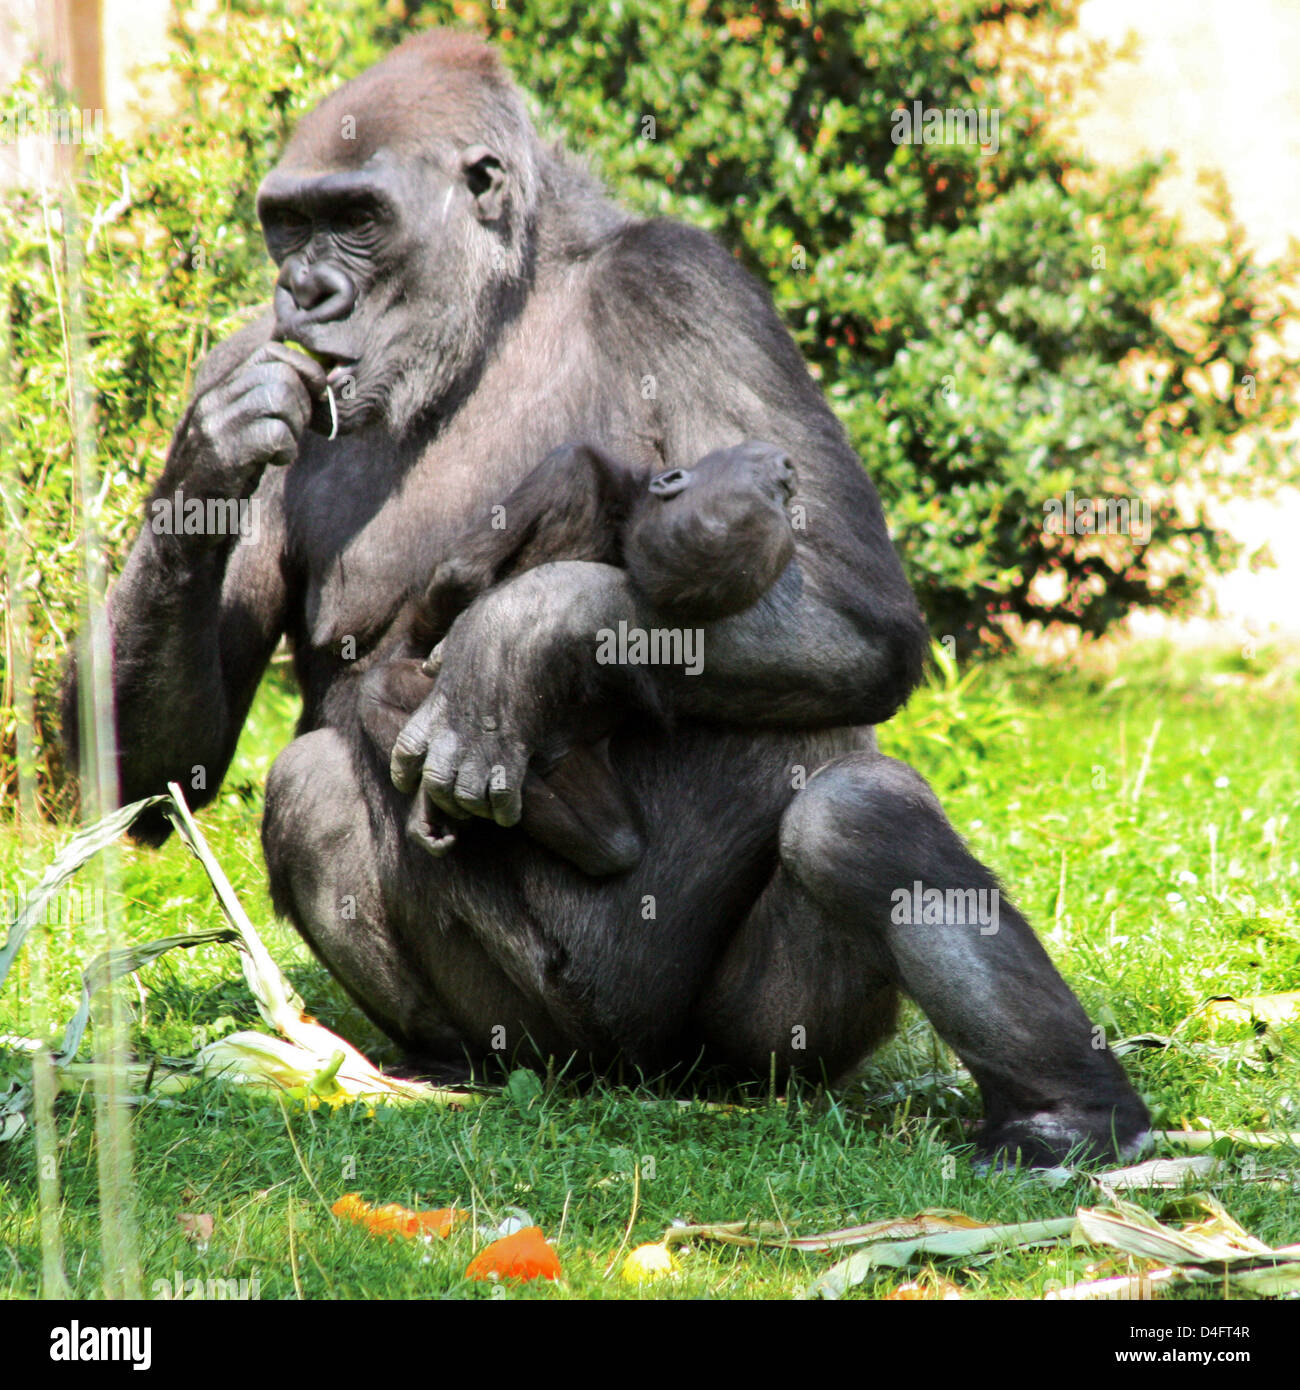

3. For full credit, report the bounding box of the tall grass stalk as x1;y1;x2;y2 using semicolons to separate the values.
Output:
0;194;70;1298
40;138;140;1298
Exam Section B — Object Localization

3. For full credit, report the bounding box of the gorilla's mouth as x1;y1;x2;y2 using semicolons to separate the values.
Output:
292;345;357;381
277;332;359;391
322;356;358;389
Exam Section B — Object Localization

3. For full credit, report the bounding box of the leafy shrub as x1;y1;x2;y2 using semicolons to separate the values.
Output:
3;0;1297;809
875;642;1025;797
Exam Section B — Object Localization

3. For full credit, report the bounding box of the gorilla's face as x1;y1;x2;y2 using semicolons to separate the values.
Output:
257;112;527;439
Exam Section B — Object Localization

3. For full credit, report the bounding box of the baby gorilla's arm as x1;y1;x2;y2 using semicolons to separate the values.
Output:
411;441;641;647
412;438;798;645
368;439;798;876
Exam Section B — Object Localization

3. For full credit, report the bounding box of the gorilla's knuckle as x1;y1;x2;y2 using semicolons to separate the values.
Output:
187;399;221;448
420;757;455;794
248;420;292;462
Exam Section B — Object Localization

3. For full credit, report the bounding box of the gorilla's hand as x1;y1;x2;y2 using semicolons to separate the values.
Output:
164;343;327;505
389;562;639;827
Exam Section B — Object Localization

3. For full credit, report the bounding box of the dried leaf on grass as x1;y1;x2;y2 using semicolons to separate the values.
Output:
1156;1129;1300;1152
803;1215;1075;1300
665;1208;986;1254
1076;1195;1300;1297
1203;992;1300;1028
0;787;480;1141
1095;1155;1223;1192
162;783;477;1109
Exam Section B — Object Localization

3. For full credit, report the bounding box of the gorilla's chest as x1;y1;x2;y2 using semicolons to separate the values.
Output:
287;443;455;647
284;419;655;657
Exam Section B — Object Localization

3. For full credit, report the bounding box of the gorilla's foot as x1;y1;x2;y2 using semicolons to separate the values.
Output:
973;1100;1152;1170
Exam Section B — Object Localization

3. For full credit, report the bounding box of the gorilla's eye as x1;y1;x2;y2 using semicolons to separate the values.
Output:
338;204;376;234
273;210;310;237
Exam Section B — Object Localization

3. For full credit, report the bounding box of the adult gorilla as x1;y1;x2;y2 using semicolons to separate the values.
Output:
64;31;1148;1165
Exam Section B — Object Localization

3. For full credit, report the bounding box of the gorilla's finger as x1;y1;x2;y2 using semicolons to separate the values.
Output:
421;640;445;678
406;796;457;857
421;728;470;819
390;705;435;791
451;753;494;818
488;762;524;828
261;341;330;399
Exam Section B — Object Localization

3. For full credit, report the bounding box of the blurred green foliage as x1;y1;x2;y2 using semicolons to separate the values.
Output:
3;0;1298;809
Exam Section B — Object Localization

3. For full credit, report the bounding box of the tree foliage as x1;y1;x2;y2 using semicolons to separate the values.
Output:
2;0;1296;809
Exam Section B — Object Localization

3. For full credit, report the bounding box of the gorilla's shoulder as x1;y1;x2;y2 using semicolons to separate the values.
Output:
190;309;278;396
596;218;783;334
603;217;753;288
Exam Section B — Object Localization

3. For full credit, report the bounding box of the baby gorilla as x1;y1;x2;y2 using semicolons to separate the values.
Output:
360;440;798;875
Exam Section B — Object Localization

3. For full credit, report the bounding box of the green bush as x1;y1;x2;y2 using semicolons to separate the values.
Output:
3;0;1297;808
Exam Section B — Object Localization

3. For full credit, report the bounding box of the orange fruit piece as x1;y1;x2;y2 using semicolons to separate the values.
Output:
465;1227;562;1283
331;1193;467;1240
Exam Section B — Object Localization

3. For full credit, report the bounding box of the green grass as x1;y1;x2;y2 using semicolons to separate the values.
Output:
1;642;1297;1300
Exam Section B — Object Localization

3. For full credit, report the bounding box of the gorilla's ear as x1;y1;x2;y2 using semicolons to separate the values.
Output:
461;145;508;222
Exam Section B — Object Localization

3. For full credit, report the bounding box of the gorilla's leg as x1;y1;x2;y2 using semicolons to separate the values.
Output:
263;726;581;1075
698;751;1150;1166
262;727;471;1070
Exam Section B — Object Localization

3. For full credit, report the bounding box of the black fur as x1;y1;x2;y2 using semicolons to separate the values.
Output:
62;31;1148;1166
360;437;799;872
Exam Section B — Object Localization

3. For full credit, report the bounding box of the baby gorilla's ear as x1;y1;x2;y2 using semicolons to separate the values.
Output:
648;467;693;498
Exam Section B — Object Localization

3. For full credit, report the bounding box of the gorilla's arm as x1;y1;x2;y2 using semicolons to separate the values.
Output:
391;222;929;826
62;318;308;842
599;218;929;728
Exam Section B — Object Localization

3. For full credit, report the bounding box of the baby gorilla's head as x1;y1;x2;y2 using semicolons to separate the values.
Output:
628;441;798;620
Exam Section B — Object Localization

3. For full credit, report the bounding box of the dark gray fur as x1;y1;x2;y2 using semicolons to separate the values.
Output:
62;32;1148;1165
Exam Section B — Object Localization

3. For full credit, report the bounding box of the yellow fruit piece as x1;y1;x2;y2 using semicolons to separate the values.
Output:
621;1242;678;1284
1206;992;1300;1028
281;338;328;366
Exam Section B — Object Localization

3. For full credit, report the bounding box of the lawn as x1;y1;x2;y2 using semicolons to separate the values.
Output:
1;641;1297;1300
